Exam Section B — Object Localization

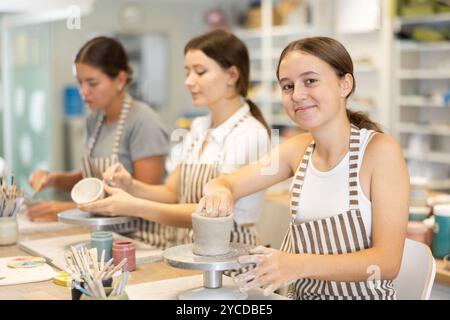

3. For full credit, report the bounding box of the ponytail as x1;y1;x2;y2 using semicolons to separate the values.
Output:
346;109;383;133
245;99;271;138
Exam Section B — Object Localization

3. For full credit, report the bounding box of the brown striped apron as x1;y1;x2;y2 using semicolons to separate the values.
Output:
81;94;139;235
180;111;258;249
280;125;397;300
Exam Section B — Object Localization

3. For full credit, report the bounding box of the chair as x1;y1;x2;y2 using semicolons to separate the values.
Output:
256;200;291;249
393;238;436;300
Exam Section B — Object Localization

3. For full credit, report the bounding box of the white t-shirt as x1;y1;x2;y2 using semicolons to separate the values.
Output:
295;128;376;238
169;103;270;225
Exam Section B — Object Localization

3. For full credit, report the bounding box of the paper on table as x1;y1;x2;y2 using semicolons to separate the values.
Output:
18;232;163;270
17;210;77;235
126;275;290;300
0;256;56;286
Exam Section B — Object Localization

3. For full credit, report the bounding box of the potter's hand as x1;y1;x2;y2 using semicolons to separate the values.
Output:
102;163;132;191
235;246;296;296
196;184;234;218
28;169;55;192
26;200;77;222
78;184;136;216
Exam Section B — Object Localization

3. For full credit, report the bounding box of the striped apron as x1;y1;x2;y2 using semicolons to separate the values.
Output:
81;94;138;234
180;111;258;249
280;125;397;300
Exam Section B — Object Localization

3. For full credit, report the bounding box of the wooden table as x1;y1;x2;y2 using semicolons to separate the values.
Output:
0;226;199;300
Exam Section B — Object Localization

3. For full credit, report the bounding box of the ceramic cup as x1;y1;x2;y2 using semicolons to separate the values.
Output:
432;204;450;259
191;212;233;256
409;206;431;222
80;286;129;300
0;216;19;246
71;177;104;205
90;231;113;262
112;240;136;272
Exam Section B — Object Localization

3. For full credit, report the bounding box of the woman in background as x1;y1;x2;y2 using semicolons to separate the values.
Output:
28;36;169;224
80;29;271;250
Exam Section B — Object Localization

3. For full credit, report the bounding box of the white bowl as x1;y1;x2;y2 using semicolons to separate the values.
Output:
71;178;104;205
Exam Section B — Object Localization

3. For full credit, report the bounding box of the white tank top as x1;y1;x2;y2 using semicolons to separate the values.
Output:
295;128;376;238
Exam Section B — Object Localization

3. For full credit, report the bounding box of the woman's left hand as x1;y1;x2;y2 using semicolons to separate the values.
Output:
78;184;136;216
235;246;299;296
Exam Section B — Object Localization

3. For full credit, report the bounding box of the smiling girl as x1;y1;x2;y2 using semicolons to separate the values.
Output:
196;37;410;300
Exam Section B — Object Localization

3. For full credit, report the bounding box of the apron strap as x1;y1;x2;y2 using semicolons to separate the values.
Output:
86;93;132;158
111;94;132;157
348;125;361;211
290;141;314;216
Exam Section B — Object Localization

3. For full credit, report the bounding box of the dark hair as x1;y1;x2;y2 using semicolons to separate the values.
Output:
185;29;270;136
276;36;383;133
75;36;133;84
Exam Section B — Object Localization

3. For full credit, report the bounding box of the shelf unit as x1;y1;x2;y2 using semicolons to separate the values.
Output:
393;35;450;189
334;0;393;129
233;0;333;128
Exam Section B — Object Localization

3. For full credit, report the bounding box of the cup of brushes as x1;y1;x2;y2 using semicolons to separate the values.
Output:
0;176;24;246
65;245;130;300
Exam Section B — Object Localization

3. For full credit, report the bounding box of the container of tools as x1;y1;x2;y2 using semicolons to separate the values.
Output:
0;176;24;245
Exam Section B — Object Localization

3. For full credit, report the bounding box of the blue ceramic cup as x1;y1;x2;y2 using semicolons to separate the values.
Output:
90;231;113;262
432;204;450;259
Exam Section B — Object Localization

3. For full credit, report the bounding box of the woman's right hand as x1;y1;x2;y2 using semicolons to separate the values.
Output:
196;182;234;217
102;163;133;191
28;169;55;192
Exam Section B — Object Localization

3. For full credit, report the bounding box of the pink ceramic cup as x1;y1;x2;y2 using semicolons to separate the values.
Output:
112;240;136;272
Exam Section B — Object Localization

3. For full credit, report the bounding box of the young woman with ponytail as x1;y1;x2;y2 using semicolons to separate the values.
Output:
196;37;410;300
80;29;271;250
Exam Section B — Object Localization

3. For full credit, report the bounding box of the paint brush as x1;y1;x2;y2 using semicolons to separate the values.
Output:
100;249;105;272
104;258;128;280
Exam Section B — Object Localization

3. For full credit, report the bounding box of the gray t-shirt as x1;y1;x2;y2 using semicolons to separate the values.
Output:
85;100;169;174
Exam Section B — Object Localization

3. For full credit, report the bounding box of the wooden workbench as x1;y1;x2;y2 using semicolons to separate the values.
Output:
0;226;199;300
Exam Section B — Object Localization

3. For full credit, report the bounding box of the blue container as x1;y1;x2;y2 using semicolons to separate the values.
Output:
433;204;450;259
64;86;84;117
90;231;113;262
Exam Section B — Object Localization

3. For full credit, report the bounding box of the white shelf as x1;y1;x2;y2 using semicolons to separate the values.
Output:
399;41;450;52
235;25;328;40
404;150;450;165
398;96;447;108
395;13;450;25
354;65;378;73
398;69;450;79
235;0;334;129
397;123;450;136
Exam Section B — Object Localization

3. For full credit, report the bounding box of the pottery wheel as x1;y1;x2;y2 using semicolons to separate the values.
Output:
58;209;135;230
163;243;251;300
